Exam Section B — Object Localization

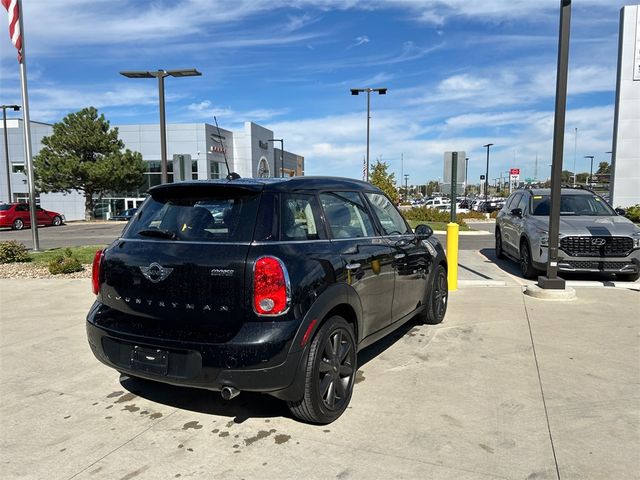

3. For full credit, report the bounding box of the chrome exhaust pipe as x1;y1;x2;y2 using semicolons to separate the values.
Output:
220;386;240;401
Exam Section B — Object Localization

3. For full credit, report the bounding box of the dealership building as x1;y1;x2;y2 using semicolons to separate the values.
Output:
0;119;304;220
611;4;640;208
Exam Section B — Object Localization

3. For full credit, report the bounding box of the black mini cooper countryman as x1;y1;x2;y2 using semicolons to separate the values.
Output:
87;177;448;423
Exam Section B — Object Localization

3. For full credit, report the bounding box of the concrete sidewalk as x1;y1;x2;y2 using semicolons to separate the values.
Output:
0;279;638;479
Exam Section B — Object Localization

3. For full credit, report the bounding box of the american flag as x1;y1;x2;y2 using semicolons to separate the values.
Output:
1;0;22;63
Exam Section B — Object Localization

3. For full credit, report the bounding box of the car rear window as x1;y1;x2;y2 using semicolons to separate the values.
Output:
0;204;11;211
123;189;261;242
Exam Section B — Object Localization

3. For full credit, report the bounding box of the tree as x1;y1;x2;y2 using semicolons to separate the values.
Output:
426;180;440;196
597;162;611;175
369;160;399;203
34;107;145;220
561;170;573;183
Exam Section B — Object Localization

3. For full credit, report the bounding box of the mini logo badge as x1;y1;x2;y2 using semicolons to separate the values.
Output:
591;238;606;246
140;262;173;283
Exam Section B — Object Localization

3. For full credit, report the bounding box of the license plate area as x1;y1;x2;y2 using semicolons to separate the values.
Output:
131;346;169;375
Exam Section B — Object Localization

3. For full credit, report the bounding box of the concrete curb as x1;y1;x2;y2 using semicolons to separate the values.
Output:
458;279;507;287
523;284;577;300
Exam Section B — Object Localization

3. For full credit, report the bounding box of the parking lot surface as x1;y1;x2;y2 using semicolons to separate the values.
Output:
1;279;637;479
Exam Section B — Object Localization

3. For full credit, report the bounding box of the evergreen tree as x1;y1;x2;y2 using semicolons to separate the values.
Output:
369;160;399;203
34;107;145;220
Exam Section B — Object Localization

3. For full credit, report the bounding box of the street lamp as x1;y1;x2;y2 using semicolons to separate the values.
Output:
584;155;594;187
267;139;284;178
464;157;469;197
350;87;387;182
1;104;20;202
404;174;409;201
483;143;493;203
120;68;202;184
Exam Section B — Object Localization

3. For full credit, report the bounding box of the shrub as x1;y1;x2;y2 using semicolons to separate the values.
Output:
0;241;30;264
490;211;499;219
623;204;640;223
48;248;84;274
403;207;467;227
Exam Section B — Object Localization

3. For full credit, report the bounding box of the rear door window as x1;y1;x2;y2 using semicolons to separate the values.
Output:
320;192;376;239
281;193;325;241
124;189;261;242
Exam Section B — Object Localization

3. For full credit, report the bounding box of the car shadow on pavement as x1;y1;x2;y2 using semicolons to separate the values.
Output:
117;319;421;424
479;247;626;283
119;374;291;424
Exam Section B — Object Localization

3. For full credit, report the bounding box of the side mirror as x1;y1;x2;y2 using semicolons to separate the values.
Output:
414;224;433;240
615;208;626;216
510;208;523;218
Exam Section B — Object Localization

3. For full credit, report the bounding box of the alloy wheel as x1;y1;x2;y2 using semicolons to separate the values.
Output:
433;268;448;320
317;328;355;411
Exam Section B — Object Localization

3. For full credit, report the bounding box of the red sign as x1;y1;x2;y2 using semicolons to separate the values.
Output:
510;168;520;175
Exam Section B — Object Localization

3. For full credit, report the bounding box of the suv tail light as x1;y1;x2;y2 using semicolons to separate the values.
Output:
92;249;104;295
253;256;290;316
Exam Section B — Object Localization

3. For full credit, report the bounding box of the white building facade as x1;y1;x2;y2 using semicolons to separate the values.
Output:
611;5;640;208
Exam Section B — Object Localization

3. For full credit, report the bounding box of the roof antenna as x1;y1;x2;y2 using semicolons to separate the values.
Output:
213;115;240;180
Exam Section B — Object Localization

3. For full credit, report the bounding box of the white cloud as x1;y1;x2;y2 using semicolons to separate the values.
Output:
186;100;289;124
350;36;370;48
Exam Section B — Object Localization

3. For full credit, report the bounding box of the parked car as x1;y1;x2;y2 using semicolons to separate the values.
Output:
495;188;640;281
424;197;451;209
0;203;65;230
87;177;449;424
109;208;138;221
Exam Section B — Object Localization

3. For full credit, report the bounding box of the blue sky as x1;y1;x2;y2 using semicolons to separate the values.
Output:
0;0;630;185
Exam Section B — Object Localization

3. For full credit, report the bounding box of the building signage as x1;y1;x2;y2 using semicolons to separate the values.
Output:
509;168;520;175
209;145;226;154
258;140;269;150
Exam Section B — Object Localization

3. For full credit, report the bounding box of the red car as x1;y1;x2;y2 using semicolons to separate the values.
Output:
0;203;65;230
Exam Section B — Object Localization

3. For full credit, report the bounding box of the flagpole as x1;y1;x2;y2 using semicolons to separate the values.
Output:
16;0;39;251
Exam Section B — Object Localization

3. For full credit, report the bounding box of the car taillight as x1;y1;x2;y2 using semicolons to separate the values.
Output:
253;256;289;316
92;249;104;295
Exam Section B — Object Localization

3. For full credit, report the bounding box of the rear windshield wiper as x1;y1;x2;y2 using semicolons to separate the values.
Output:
137;228;177;240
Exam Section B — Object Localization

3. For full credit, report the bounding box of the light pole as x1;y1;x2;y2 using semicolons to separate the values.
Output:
573;127;578;185
120;68;201;184
483;143;493;203
464;157;469;197
267;139;284;177
404;174;409;201
350;87;387;182
1;104;20;202
584;155;594;186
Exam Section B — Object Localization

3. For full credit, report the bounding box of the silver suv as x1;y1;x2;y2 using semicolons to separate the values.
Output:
495;188;640;281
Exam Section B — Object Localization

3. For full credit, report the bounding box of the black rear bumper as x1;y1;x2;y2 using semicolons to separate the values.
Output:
86;303;307;399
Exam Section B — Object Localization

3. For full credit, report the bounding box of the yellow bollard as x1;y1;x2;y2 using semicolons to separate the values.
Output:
446;222;459;291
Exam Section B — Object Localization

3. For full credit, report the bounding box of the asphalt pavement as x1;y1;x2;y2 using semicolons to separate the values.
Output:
1;220;495;251
1;279;637;479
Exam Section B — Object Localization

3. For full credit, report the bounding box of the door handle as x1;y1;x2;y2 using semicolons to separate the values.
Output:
394;253;406;260
345;263;361;270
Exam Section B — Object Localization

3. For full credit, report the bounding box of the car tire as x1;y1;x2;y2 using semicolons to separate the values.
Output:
418;263;448;325
12;218;24;230
52;215;62;226
519;239;537;279
287;316;356;424
495;228;505;259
